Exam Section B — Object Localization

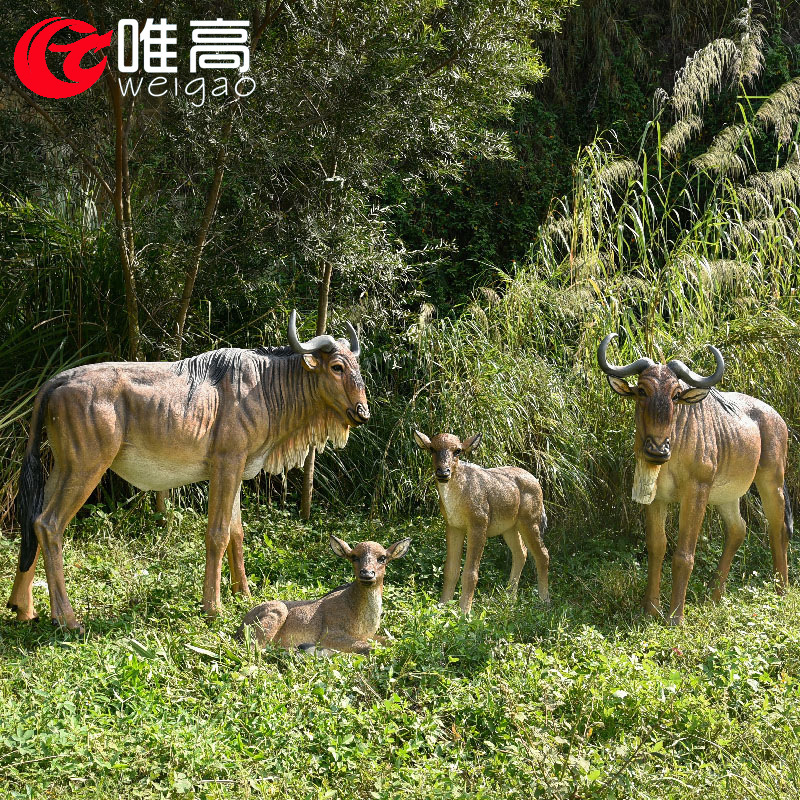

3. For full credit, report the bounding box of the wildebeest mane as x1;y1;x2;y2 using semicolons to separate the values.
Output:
173;346;295;402
710;388;739;415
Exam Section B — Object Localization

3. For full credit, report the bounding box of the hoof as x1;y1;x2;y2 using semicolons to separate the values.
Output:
51;618;85;635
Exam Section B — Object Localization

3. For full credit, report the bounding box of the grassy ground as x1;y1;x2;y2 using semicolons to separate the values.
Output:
1;502;799;799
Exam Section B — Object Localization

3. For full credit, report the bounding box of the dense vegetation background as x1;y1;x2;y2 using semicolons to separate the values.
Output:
0;0;798;532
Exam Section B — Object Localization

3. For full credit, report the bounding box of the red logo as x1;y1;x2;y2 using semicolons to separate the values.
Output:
14;17;112;99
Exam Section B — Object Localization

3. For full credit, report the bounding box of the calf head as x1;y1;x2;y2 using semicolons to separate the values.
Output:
288;310;370;428
598;333;724;465
330;536;411;585
413;431;482;483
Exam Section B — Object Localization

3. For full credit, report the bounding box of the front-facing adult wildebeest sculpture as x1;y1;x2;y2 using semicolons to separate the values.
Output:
8;311;370;630
599;333;792;624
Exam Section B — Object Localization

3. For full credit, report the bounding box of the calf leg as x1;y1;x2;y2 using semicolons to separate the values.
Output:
643;500;668;616
712;500;746;603
319;631;372;654
518;519;549;603
440;525;465;604
226;486;250;597
237;601;288;648
501;529;527;598
755;470;789;594
668;486;710;625
204;459;245;616
460;521;487;614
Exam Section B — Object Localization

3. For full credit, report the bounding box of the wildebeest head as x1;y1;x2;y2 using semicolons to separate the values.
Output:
598;333;724;464
329;535;411;585
413;431;482;483
288;310;370;427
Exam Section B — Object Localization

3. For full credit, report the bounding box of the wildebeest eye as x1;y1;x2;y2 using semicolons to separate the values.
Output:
332;363;344;374
637;387;647;397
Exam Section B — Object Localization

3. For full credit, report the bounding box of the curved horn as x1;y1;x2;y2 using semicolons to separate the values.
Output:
667;345;725;388
345;321;360;359
287;309;339;354
597;333;656;377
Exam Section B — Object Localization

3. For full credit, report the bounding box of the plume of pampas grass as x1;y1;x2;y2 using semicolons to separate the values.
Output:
756;77;800;143
692;124;748;177
661;115;704;159
671;38;739;120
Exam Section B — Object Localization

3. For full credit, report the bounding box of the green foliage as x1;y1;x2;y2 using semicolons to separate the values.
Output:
1;506;799;798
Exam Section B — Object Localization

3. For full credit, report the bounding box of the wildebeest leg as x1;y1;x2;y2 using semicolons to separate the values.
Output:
236;601;288;648
204;460;245;616
712;500;746;603
226;486;250;597
518;520;550;603
440;525;465;605
319;630;372;654
7;548;40;622
668;486;710;625
755;469;789;594
36;462;110;630
501;529;527;598
643;500;668;616
460;521;487;614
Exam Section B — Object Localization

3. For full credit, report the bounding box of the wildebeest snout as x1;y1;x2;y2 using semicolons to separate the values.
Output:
643;436;670;462
348;402;370;425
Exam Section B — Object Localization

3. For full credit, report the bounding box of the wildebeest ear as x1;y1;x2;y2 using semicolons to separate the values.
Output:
607;375;637;398
386;537;411;562
413;430;432;450
301;353;322;372
675;386;710;405
462;433;482;453
329;535;352;558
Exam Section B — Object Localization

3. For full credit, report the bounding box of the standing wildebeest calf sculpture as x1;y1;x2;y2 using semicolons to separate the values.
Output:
8;311;370;631
599;333;792;624
413;431;549;613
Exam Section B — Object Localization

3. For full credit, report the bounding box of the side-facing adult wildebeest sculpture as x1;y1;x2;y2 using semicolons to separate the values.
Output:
8;311;370;631
599;333;791;624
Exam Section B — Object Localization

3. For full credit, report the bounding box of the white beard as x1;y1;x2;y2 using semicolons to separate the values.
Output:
632;456;662;504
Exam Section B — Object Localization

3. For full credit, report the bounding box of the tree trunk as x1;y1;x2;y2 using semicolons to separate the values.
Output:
300;260;333;520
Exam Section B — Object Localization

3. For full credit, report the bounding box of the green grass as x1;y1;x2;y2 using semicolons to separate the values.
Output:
1;502;799;799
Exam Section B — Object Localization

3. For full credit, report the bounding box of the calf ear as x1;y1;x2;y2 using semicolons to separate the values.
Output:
675;386;710;404
607;375;637;398
413;430;432;450
301;354;322;372
386;538;411;561
463;433;482;453
329;535;352;559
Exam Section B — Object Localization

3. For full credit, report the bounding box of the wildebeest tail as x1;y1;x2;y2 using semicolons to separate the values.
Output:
785;481;794;540
15;380;57;572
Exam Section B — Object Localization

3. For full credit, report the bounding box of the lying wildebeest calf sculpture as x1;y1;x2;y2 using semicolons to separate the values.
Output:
599;333;792;624
9;311;370;631
236;535;410;654
413;431;549;613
